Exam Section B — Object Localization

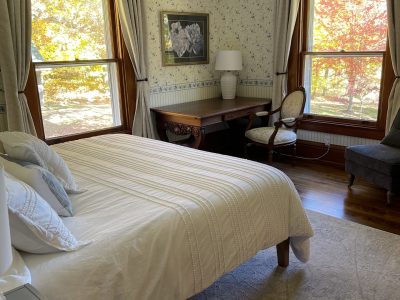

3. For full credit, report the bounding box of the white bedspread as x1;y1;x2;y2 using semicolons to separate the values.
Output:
21;134;313;300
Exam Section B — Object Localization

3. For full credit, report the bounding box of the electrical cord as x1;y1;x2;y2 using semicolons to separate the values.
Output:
277;144;331;160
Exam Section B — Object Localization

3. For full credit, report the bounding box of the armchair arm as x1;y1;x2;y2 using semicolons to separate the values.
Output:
281;117;295;123
255;107;280;117
268;115;304;145
276;115;304;128
255;111;269;117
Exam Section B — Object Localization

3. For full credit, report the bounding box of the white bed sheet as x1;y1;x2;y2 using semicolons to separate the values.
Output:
21;134;313;300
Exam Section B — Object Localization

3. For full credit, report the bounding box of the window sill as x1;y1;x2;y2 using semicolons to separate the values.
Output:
46;126;130;145
299;115;384;140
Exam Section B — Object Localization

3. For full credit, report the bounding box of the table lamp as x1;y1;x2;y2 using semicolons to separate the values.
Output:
215;50;242;99
0;166;12;277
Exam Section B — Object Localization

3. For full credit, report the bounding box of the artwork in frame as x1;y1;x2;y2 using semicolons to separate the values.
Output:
161;12;209;66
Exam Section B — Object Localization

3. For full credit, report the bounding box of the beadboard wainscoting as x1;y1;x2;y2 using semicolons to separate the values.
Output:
297;130;379;147
149;79;273;107
149;80;221;108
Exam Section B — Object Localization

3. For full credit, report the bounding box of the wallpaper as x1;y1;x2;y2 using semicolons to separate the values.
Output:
143;0;275;92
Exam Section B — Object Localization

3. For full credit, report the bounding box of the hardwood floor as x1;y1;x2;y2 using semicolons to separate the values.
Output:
271;159;400;235
205;128;400;235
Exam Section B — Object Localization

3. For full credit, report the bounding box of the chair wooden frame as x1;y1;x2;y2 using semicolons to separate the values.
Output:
245;87;306;163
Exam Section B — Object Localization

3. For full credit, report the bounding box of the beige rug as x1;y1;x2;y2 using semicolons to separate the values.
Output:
192;210;400;300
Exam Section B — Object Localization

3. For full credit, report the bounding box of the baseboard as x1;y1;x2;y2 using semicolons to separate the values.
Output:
295;140;346;167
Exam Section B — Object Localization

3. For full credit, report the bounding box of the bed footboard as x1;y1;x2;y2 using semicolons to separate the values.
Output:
276;238;290;267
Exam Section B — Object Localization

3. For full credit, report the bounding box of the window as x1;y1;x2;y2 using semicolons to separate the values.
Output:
31;0;122;139
289;0;395;139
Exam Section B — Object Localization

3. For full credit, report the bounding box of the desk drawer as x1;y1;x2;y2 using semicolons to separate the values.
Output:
223;109;255;121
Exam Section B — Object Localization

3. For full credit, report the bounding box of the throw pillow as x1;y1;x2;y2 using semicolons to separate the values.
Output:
0;131;80;193
0;156;73;217
4;171;88;253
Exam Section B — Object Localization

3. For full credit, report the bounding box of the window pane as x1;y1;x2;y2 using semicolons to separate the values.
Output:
304;55;383;121
36;64;121;138
310;0;387;51
32;0;111;61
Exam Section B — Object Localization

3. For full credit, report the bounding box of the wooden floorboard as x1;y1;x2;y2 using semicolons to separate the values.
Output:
205;129;400;235
271;159;400;235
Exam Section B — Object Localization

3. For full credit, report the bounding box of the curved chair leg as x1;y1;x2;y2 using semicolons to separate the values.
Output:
244;143;251;159
291;144;297;166
268;149;273;164
387;191;394;206
348;174;355;187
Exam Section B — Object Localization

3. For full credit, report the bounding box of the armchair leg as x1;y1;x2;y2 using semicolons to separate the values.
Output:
348;174;355;187
244;143;251;159
387;191;395;206
268;149;273;164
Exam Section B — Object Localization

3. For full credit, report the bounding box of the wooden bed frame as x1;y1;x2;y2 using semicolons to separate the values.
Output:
276;238;290;267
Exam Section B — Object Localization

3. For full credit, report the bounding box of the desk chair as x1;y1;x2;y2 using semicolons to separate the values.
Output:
245;87;306;163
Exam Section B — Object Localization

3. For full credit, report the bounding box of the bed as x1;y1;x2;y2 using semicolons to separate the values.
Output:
19;134;313;299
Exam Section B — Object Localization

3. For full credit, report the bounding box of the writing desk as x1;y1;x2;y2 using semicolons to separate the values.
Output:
151;97;271;149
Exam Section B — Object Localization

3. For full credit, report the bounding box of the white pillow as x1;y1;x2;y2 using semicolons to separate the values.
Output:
4;171;88;253
0;131;80;193
0;156;73;217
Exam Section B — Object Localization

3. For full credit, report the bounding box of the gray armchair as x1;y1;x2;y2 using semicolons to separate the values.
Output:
345;109;400;205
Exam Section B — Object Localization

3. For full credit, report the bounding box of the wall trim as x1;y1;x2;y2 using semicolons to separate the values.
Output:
150;80;219;95
150;78;273;95
239;79;273;87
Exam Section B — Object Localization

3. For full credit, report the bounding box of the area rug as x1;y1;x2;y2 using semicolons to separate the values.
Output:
192;210;400;300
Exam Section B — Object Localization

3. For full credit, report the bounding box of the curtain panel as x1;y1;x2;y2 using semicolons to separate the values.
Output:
386;0;400;133
271;0;301;123
0;0;36;135
116;0;155;139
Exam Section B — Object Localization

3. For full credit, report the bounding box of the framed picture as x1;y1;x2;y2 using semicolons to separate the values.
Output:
160;12;209;66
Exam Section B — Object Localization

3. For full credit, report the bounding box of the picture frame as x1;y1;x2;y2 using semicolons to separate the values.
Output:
160;11;209;66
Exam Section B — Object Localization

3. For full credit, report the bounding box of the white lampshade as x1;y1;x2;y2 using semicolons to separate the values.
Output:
215;50;243;71
0;166;12;276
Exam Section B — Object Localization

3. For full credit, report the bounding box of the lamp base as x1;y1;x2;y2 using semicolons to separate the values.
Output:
220;71;237;99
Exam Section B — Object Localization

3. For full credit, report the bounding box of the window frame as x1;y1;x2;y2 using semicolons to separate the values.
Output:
26;0;136;144
288;0;395;140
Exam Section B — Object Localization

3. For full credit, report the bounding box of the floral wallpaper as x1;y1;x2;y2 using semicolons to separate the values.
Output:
143;0;275;91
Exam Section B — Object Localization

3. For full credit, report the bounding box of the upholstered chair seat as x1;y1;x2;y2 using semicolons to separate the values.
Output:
245;127;297;145
244;87;306;163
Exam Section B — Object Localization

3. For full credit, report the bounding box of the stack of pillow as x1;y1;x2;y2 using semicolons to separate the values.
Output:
0;131;88;254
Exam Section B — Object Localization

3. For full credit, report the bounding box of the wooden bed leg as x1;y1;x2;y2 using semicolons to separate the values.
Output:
276;238;290;268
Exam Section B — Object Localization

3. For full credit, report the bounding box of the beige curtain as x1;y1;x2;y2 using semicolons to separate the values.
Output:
386;0;400;132
116;0;155;139
0;0;36;135
271;0;301;123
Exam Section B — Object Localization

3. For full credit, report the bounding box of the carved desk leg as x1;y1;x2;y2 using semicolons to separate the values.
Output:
162;121;205;149
156;119;169;142
190;126;205;149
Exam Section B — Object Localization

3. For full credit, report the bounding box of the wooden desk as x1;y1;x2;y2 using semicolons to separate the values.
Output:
151;97;271;149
